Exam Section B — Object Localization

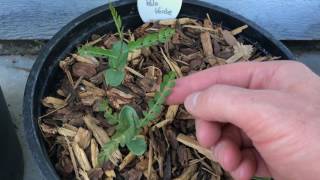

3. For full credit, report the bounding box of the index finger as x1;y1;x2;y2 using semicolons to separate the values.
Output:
167;61;292;105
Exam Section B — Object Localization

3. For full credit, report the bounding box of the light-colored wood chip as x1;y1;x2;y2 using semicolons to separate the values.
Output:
226;43;253;64
128;49;142;61
153;105;179;129
119;153;136;171
74;128;92;149
57;89;67;97
79;169;90;180
63;123;79;131
40;124;57;135
72;54;99;66
201;18;217;66
72;142;92;171
177;134;215;161
42;97;66;109
105;170;116;178
222;30;238;46
57;127;77;137
83;115;122;165
147;141;153;179
90;138;99;168
231;25;249;35
159;18;195;26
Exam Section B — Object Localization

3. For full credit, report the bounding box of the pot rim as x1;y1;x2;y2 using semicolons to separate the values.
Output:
23;0;295;179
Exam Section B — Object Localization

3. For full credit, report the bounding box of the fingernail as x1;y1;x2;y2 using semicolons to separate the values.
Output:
184;92;200;112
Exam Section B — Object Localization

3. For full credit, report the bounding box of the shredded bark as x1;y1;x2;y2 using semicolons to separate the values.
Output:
38;16;277;179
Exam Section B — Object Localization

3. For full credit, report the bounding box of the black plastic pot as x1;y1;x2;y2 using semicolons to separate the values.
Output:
0;87;24;180
23;0;294;179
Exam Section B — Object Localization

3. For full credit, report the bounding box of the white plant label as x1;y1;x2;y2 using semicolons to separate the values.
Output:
137;0;183;22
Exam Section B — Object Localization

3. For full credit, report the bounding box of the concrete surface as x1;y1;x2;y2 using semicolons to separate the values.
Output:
0;44;319;180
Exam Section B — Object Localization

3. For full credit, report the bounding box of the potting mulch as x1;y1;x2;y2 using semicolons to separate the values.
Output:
39;15;278;180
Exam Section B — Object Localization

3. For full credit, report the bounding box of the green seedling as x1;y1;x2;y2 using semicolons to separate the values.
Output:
78;3;176;87
98;72;176;164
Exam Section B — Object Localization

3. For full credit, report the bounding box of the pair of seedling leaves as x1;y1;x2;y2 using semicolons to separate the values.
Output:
97;72;176;164
78;3;176;87
78;4;177;164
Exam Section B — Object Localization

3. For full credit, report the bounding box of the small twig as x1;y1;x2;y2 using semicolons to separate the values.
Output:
125;66;145;78
202;167;217;177
65;137;80;180
175;59;189;66
86;34;107;46
177;134;215;161
39;103;68;120
189;157;206;166
182;25;219;33
65;76;84;102
160;48;183;78
231;25;249;35
147;141;153;179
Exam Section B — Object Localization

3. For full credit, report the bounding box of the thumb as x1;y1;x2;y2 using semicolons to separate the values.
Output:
184;84;288;136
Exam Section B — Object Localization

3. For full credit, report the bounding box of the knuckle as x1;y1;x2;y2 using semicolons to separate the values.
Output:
283;61;309;71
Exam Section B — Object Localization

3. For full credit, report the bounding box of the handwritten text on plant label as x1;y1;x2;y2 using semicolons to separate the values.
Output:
137;0;182;22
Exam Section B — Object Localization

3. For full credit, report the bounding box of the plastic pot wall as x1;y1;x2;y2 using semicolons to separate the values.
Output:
0;87;24;180
23;0;295;179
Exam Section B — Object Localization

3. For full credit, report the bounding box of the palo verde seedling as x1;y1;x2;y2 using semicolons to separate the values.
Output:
78;3;176;87
98;72;176;164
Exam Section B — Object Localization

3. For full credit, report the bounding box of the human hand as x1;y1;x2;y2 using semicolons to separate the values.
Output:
167;61;320;180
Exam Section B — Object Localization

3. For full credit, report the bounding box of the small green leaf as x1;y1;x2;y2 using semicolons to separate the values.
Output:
110;41;129;69
98;99;108;112
78;46;116;59
111;106;139;147
105;69;125;87
139;71;176;127
98;140;119;165
104;111;118;125
109;3;124;40
128;28;176;51
126;136;147;156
